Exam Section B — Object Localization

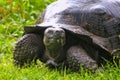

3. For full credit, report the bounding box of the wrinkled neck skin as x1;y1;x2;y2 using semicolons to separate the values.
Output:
42;46;65;67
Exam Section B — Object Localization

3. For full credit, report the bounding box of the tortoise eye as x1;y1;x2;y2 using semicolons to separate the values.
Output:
56;31;60;34
45;30;54;39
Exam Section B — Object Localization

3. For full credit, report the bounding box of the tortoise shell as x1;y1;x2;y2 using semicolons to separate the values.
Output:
25;0;120;53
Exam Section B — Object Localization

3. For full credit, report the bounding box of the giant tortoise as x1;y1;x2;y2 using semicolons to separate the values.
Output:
13;0;120;71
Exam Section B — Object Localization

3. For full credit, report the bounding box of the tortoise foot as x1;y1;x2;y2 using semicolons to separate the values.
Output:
112;49;120;58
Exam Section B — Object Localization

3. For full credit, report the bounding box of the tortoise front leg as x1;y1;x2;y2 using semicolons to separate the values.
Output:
13;34;44;66
66;46;98;72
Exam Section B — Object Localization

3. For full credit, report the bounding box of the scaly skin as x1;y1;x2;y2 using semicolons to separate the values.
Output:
66;46;98;72
13;34;44;66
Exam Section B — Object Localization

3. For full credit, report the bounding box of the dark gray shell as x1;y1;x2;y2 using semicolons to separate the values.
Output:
25;0;120;53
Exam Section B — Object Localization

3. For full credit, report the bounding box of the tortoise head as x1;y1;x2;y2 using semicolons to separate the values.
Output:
43;27;65;67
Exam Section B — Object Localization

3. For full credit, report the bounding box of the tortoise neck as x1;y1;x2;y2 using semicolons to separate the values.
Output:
45;47;64;62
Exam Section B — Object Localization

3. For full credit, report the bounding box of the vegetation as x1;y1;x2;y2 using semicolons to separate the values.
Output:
0;0;120;80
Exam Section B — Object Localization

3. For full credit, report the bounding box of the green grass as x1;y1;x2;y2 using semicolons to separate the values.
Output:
0;0;120;80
